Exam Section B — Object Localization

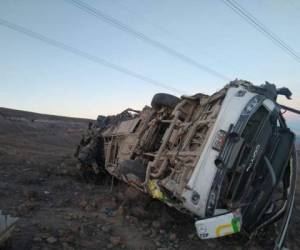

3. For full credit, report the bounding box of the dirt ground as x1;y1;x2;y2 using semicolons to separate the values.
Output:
0;107;299;250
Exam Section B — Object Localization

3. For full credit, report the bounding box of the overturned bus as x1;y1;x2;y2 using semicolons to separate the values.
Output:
76;80;297;249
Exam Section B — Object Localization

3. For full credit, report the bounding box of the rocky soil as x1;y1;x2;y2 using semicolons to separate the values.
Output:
0;107;299;250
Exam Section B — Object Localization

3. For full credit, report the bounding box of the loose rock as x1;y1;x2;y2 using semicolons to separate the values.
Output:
169;233;177;241
46;236;57;244
110;236;121;246
152;220;161;229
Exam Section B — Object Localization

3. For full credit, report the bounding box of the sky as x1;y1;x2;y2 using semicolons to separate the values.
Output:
0;0;300;133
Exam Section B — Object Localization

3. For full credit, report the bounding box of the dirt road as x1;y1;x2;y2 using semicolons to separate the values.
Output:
0;108;299;250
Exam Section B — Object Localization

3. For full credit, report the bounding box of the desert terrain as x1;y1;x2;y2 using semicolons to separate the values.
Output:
0;107;299;250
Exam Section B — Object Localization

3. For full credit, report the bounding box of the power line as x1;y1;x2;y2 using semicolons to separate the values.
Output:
0;18;185;94
63;0;231;81
110;0;210;58
221;0;300;63
222;0;300;62
111;0;244;76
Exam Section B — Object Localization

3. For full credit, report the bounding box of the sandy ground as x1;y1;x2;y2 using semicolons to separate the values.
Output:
0;107;299;250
